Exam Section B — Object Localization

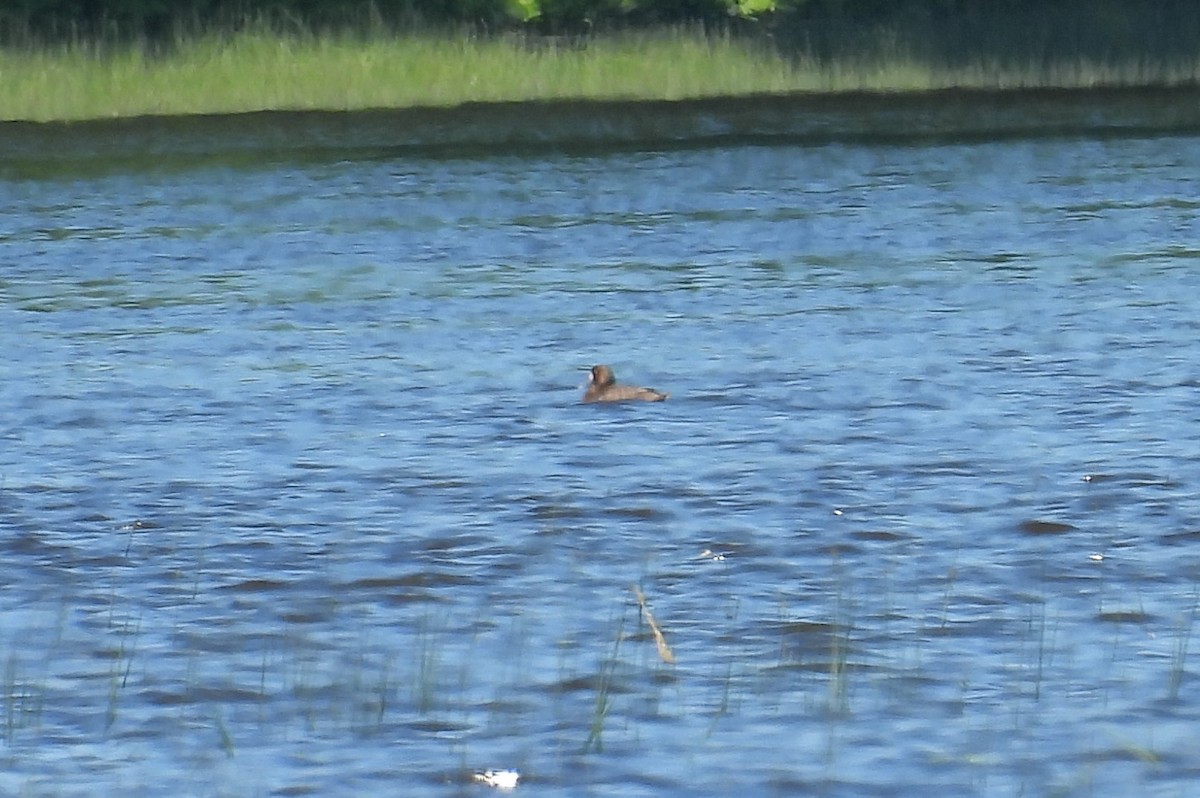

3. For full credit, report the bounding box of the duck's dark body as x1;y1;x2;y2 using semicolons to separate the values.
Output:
582;365;668;404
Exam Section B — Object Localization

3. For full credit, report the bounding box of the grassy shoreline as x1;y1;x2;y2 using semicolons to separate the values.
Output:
3;28;1200;123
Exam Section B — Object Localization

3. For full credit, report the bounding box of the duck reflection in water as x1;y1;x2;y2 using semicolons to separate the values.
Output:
582;365;669;404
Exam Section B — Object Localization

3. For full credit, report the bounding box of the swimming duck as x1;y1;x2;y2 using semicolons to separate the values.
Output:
582;365;668;404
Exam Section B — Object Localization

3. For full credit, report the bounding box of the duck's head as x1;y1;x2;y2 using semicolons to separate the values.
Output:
589;365;616;387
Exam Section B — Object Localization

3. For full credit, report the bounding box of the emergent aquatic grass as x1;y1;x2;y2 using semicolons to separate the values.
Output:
4;26;1200;122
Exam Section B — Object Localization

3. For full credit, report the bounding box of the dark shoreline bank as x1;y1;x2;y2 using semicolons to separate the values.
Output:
4;85;1199;175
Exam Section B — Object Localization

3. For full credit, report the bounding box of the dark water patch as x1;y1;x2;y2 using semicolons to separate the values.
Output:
816;542;864;558
1160;530;1200;545
1019;519;1078;535
923;619;1001;638
2;531;71;557
271;786;320;797
549;667;652;696
376;590;442;607
363;570;481;590
342;575;436;592
402;718;475;734
608;504;671;521
221;577;291;593
278;609;335;624
143;686;264;707
528;501;587;520
762;659;867;676
1096;610;1154;624
417;533;490;552
763;619;841;638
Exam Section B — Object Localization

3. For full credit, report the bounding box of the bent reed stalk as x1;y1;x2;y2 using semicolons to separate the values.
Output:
4;23;1200;123
632;585;675;665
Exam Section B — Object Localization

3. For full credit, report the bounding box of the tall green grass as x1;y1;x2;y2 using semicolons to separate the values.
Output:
3;25;1200;122
0;29;792;122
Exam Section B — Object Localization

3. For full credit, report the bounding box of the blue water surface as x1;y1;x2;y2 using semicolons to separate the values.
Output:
2;111;1200;797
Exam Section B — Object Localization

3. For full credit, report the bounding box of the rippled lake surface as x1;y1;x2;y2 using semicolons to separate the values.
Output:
3;100;1200;797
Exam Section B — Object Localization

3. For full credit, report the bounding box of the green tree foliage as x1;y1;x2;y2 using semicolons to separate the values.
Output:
776;0;1200;69
1;0;783;40
3;0;1194;67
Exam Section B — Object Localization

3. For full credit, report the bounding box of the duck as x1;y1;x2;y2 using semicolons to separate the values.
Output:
582;365;668;404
